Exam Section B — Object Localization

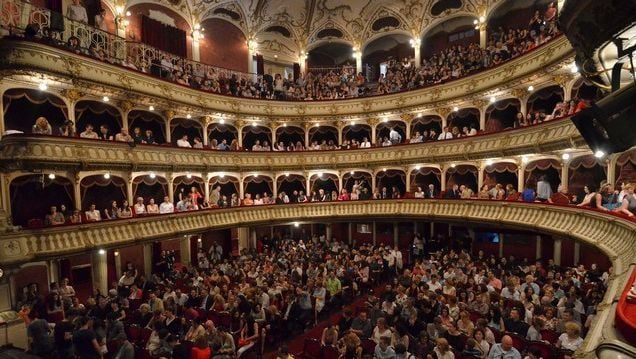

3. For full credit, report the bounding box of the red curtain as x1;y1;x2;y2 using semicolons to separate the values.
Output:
142;16;186;57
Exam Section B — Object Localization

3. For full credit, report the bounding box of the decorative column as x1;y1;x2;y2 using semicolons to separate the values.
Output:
353;45;362;74
119;100;133;130
305;173;312;194
204;174;211;202
73;173;82;211
348;223;352;246
371;171;377;192
401;113;414;141
272;177;278;198
167;172;175;203
405;168;412;193
326;223;332;241
299;51;307;75
337;122;344;145
472;100;488;130
338;172;344;191
561;160;570;190
61;89;82;126
48;259;59;284
180;236;191;267
553;238;562;265
479;25;487;48
304;123;311;148
239;174;245;199
143;243;153;276
192;24;202;62
236;120;245;148
511;88;529;118
535;235;542;261
573;242;580;265
368;118;379;145
126;174;134;204
477;165;485;190
437;108;451;129
0;94;5;139
411;38;422;68
554;74;576;102
114;251;122;279
164;110;175;144
237;227;249;252
518;162;526;190
440;166;447;191
202;116;211;147
607;154;619;185
91;249;108;296
247;39;257;74
271;122;279;147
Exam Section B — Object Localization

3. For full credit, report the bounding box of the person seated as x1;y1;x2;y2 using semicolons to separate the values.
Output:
58;120;76;137
44;206;66;226
80;124;99;139
414;186;425;198
159;196;174;214
143;130;156;144
243;193;254;206
119;200;133;218
146;198;159;214
32;117;52;135
69;209;82;224
488;335;522;359
177;134;191;148
556;322;583;353
115;128;134;142
613;183;635;216
85;204;102;222
131;127;144;144
133;197;146;215
98;125;113;140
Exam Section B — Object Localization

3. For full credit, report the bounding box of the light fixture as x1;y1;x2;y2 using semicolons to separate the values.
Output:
453;106;459;112
594;150;605;158
186;114;191;119
102;96;109;102
219;173;225;178
48;173;56;180
114;251;120;256
489;96;496;103
38;80;48;91
485;159;493;166
383;118;388;123
521;156;529;164
571;63;579;73
254;174;259;178
382;168;387;172
350;121;355;126
98;249;106;255
285;173;289;177
527;85;534;92
252;122;257;127
450;163;456;168
350;171;355;175
219;119;225;124
415;165;421;170
294;222;300;227
125;10;131;16
103;173;110;179
409;38;421;48
479;15;485;23
317;172;323;177
186;173;192;179
149;172;156;179
315;123;320;127
197;237;202;243
149;105;154;111
561;153;570;160
283;123;287;127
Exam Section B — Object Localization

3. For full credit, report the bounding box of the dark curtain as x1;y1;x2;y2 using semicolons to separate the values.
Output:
245;180;272;197
129;111;166;144
278;177;305;196
343;125;371;142
312;177;338;194
449;110;479;130
133;182;167;205
83;0;101;27
142;15;186;57
3;90;67;133
256;55;264;75
48;0;64;31
10;176;73;226
309;127;338;145
76;101;122;134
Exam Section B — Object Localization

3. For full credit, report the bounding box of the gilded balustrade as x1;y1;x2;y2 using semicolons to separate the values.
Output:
0;117;586;172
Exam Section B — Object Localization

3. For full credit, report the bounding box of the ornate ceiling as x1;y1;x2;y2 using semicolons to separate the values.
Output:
121;0;504;62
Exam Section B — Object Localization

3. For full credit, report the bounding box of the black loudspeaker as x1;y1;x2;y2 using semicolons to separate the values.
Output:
570;83;636;155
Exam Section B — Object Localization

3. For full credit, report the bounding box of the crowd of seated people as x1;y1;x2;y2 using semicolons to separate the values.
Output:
14;0;559;101
17;223;608;359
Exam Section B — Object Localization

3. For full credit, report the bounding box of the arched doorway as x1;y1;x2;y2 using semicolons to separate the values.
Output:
446;165;478;192
10;174;74;227
3;88;68;134
81;175;126;211
207;123;237;149
377;169;406;196
486;99;520;131
128;110;166;144
75;100;122;137
132;174;168;204
242;125;272;150
276;126;305;149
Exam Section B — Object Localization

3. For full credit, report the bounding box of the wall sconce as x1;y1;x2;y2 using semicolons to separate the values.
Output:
474;15;486;30
248;39;258;52
409;38;421;48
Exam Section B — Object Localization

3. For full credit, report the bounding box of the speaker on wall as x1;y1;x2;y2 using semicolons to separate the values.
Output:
570;83;636;155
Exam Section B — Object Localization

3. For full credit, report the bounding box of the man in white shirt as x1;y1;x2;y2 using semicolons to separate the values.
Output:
159;196;174;214
360;137;371;148
176;134;191;148
85;204;101;222
438;126;453;140
389;127;402;145
66;0;88;23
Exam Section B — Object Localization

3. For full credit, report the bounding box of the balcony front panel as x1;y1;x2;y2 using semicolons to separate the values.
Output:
0;117;586;172
0;36;574;117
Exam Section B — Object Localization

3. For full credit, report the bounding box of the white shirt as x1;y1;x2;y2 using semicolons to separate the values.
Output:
159;201;174;214
438;132;453;140
389;129;401;143
360;141;371;148
177;139;191;148
134;204;146;214
67;4;88;23
85;210;101;221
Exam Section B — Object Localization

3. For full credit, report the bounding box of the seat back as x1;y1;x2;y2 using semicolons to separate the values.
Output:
507;332;527;352
321;345;340;359
361;339;376;356
526;340;556;359
302;338;322;359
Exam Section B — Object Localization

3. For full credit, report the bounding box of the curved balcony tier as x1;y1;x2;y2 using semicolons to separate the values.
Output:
0;36;574;118
0;117;586;172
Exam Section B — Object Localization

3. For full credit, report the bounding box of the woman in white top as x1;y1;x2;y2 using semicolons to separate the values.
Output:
556;321;583;352
67;0;88;23
414;186;425;198
371;318;392;344
133;197;146;215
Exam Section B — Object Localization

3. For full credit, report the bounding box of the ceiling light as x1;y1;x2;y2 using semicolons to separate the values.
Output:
197;237;202;243
415;165;421;170
383;118;388;123
186;114;191;119
315;123;320;127
285;173;290;177
350;171;355;175
48;173;56;179
453;106;459;112
102;96;109;102
252;122;257;127
473;19;479;25
149;172;156;179
382;168;387;172
485;159;493;166
38;81;48;91
479;15;485;23
521;156;529;163
103;173;110;179
98;249;106;255
186;173;192;179
294;222;300;227
219;119;225;124
283;123;287;127
571;63;579;73
350;121;355;126
561;153;570;160
489;96;496;103
527;85;534;91
125;10;131;16
594;150;605;158
149;105;154;111
219;173;225;178
317;172;323;177
450;163;456;168
114;251;119;256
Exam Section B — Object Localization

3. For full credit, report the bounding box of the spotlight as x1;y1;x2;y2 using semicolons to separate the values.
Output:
490;96;496;103
102;96;109;102
48;173;56;179
38;81;48;91
350;171;355;175
149;172;156;179
103;173;110;179
450;163;456;168
98;249;106;255
453;106;459;112
186;173;192;179
527;85;534;92
561;153;570;160
594;150;605;158
149;105;154;111
186;114;191;119
294;222;300;227
219;119;225;124
114;251;119;256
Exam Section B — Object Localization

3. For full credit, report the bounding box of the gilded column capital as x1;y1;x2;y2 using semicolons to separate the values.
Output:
61;88;83;102
367;118;380;127
436;107;452;119
510;88;529;99
472;100;488;109
119;100;134;114
202;115;212;125
164;110;175;120
400;113;415;124
235;119;246;129
553;74;574;87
